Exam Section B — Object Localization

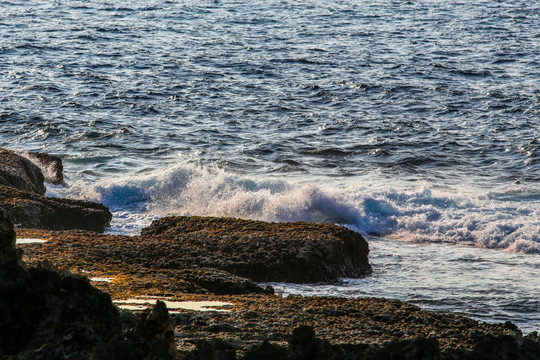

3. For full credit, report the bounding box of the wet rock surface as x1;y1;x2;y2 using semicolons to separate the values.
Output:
0;148;111;232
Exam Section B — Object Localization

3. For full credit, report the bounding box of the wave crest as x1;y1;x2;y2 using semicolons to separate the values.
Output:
49;165;540;254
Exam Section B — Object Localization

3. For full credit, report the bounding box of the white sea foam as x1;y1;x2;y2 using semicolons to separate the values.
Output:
48;165;540;254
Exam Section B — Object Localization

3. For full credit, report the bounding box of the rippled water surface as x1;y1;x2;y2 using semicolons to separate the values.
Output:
1;0;538;184
1;0;539;332
270;236;540;334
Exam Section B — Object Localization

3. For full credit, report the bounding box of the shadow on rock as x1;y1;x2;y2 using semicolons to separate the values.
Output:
0;209;177;359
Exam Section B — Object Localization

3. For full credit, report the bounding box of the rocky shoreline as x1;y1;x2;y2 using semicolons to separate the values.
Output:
1;148;539;359
0;148;111;232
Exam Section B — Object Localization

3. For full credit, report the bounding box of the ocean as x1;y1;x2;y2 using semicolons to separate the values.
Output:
1;0;538;332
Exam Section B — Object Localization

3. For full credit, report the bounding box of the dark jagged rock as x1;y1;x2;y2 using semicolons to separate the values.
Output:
0;262;121;358
0;148;111;232
17;150;64;185
288;325;333;360
0;185;112;232
244;340;289;360
124;300;177;360
185;339;236;360
141;216;372;282
182;313;540;360
0;211;177;359
0;148;46;195
0;210;20;265
0;263;179;359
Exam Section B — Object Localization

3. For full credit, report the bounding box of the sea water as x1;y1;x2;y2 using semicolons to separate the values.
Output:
1;0;538;332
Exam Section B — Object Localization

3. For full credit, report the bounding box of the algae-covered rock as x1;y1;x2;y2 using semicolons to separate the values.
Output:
19;228;274;297
142;216;372;282
19;216;371;293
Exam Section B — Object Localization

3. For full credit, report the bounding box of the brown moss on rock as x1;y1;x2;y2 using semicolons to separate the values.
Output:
18;228;273;296
19;215;371;289
142;216;372;282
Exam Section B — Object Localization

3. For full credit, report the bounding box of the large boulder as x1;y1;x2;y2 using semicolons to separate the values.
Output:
18;215;372;295
0;185;112;232
0;148;46;195
141;216;372;282
21;217;371;286
0;262;121;358
0;261;178;359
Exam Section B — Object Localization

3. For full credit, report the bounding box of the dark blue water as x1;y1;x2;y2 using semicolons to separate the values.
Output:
2;0;538;182
1;0;539;332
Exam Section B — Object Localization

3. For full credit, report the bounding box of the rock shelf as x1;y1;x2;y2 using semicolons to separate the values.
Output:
16;222;540;360
1;148;539;359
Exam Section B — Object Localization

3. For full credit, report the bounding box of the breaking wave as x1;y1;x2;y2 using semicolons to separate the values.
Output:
49;164;540;254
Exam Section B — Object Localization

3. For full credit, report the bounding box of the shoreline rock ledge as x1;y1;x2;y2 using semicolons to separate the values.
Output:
0;148;111;232
142;216;373;283
16;215;540;360
20;216;372;296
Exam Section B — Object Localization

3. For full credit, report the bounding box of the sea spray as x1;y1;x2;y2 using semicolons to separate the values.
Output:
47;164;540;254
